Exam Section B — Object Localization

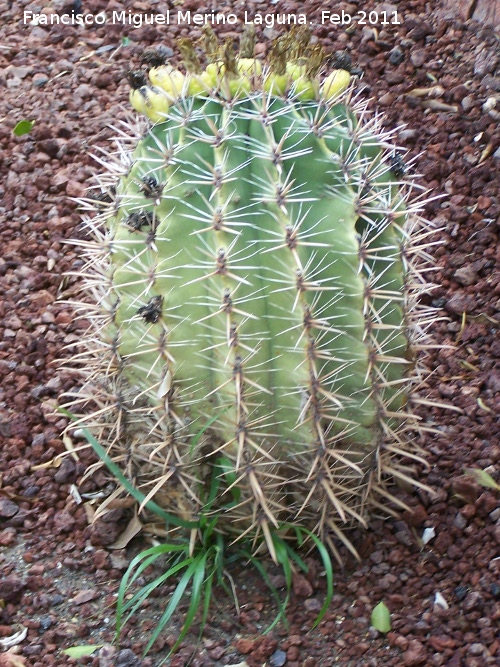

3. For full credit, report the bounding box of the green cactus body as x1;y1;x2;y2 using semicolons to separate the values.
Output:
71;50;433;556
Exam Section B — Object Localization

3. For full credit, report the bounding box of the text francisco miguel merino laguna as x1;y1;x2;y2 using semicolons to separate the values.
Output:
23;9;384;28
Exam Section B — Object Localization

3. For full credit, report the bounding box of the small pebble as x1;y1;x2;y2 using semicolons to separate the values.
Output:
454;585;469;601
453;266;478;287
388;47;405;65
39;616;52;631
453;512;467;529
462;95;475;111
32;72;49;87
270;649;287;667
468;643;485;656
410;49;427;67
116;649;142;667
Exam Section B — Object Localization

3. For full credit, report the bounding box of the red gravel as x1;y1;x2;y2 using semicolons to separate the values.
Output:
1;2;499;666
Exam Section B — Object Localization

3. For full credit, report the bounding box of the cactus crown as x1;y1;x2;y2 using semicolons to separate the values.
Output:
67;27;436;562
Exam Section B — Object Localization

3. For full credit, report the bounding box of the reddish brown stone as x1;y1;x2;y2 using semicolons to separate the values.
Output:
402;640;428;666
71;589;99;605
0;575;25;603
292;573;313;598
234;638;256;654
429;635;457;651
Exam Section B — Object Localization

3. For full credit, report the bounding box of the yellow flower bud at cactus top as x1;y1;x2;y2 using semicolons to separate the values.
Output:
129;86;170;123
286;62;306;80
285;62;315;100
227;77;249;97
291;75;316;100
149;65;185;100
226;58;263;97
199;61;225;89
321;69;351;100
186;74;210;96
263;70;290;95
129;87;147;115
237;57;263;78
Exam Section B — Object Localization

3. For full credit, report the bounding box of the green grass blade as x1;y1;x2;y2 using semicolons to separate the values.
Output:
120;558;187;622
216;456;242;503
189;406;230;458
272;535;293;590
59;409;198;529
119;546;173;592
277;525;334;629
161;550;210;654
201;564;215;631
213;534;225;581
282;540;309;573
116;545;186;614
142;558;200;654
304;531;334;628
116;551;162;632
244;552;290;633
118;556;192;636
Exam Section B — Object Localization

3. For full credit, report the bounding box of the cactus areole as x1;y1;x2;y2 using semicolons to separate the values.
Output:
70;32;435;559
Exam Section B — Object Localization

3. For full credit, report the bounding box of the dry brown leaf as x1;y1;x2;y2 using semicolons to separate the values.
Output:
109;513;143;549
30;456;62;471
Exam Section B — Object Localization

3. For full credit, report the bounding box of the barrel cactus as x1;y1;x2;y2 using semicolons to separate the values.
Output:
68;30;434;561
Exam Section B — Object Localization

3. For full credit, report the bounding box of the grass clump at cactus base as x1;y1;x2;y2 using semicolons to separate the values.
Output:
64;26;439;648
